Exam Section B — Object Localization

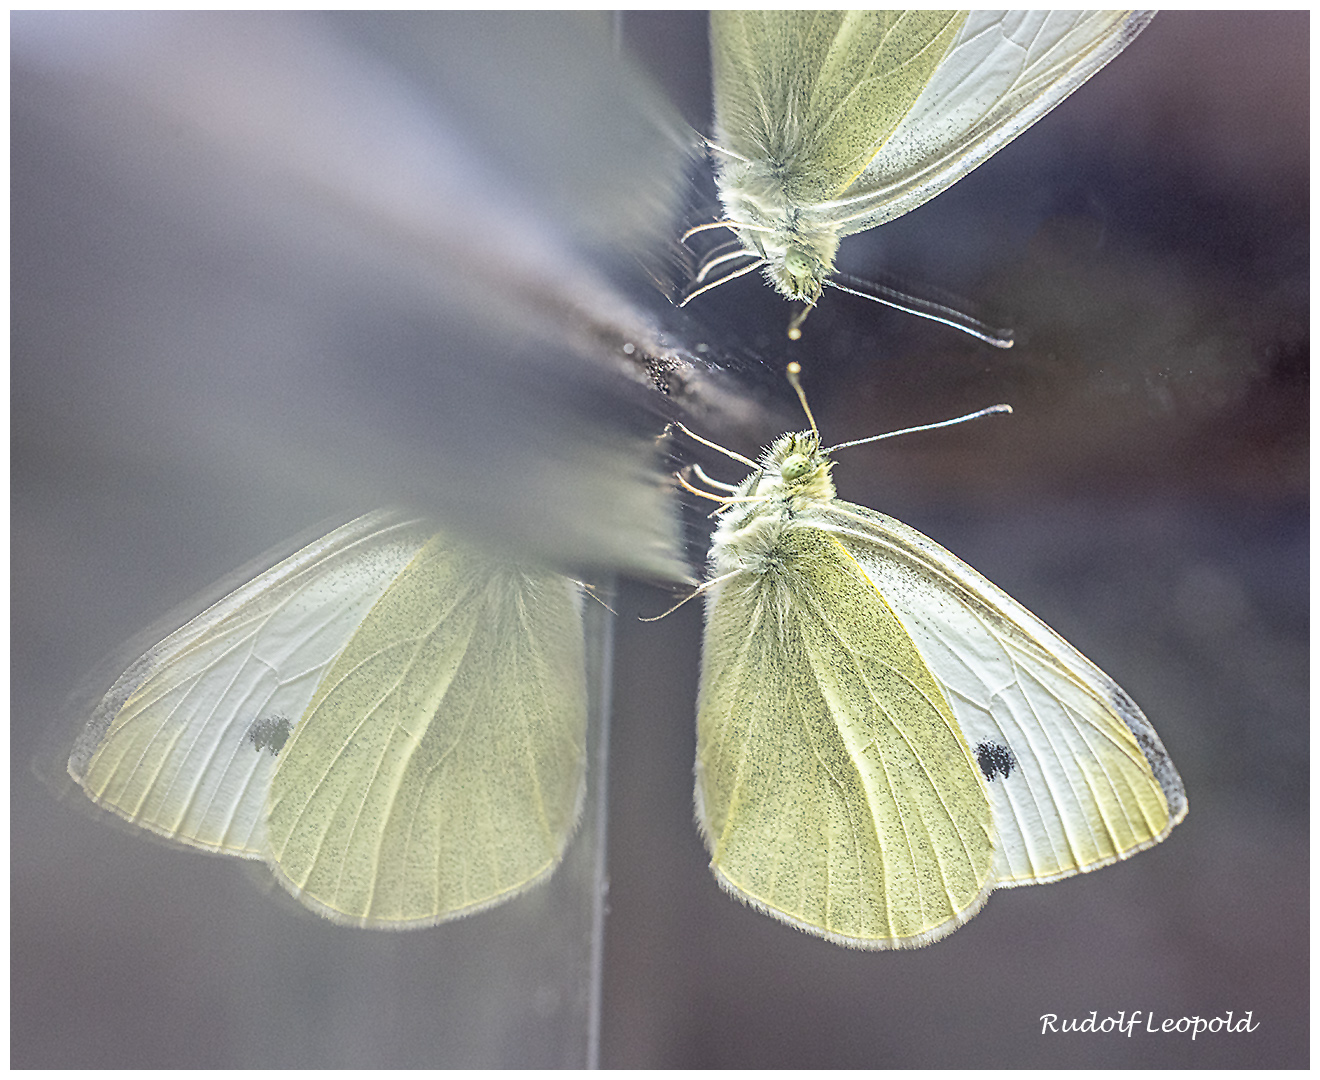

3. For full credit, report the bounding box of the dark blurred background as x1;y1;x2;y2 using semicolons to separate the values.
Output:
13;11;1306;1068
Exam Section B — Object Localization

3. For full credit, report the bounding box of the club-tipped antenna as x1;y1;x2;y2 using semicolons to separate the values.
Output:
787;305;815;341
784;362;820;437
827;404;1013;452
785;363;1011;452
824;274;1014;348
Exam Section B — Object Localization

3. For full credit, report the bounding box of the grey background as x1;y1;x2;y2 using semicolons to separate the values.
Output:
13;11;1307;1068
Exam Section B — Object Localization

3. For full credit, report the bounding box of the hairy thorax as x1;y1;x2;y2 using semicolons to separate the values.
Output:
709;432;839;578
715;157;843;303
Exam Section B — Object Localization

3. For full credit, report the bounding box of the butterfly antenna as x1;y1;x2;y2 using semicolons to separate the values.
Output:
826;404;1013;453
785;362;819;437
787;304;815;341
824;274;1014;348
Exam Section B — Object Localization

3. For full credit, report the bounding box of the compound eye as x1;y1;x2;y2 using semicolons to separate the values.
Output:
783;247;811;277
781;453;811;481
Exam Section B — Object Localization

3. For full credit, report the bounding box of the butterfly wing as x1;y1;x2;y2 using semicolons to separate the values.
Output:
824;502;1186;887
69;512;434;856
697;524;996;949
265;534;588;927
830;10;1154;234
710;10;967;206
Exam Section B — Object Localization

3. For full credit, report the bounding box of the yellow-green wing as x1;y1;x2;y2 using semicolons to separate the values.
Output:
68;513;435;856
266;534;587;928
696;526;995;949
831;10;1154;233
710;10;966;206
822;501;1186;885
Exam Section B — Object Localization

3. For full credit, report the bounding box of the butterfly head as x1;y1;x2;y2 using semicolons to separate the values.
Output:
710;431;836;568
713;169;840;308
756;431;836;504
766;244;830;305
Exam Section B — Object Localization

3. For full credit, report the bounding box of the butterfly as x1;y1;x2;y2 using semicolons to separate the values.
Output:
686;10;1153;337
68;511;588;928
681;364;1186;947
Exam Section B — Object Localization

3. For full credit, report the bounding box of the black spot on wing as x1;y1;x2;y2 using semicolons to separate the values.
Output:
975;741;1016;782
248;715;293;756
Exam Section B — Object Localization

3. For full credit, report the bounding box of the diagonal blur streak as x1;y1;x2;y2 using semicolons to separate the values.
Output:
13;11;707;582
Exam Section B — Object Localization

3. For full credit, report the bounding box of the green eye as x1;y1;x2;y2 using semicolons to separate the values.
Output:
783;247;812;277
781;453;812;481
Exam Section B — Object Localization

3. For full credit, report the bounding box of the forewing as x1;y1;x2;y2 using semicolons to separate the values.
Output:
69;512;433;856
830;10;1153;233
825;503;1186;887
710;10;966;205
696;526;995;948
265;535;588;927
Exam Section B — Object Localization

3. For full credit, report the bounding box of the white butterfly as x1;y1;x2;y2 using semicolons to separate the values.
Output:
688;10;1153;335
685;366;1186;948
68;511;588;928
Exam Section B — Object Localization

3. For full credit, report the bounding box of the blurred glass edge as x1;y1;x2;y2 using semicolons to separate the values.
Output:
12;10;724;585
13;12;694;1066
